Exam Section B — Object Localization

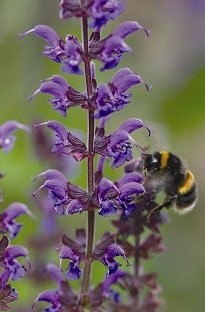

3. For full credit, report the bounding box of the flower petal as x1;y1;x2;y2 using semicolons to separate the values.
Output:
113;21;149;38
19;25;60;46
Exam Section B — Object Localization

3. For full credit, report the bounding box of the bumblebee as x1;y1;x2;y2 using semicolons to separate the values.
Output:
143;151;197;215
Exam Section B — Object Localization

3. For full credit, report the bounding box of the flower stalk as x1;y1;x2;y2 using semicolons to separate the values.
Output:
1;1;189;311
80;7;95;300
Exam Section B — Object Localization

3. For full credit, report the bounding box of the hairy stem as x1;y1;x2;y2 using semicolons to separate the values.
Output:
131;232;140;311
134;233;140;275
80;7;95;300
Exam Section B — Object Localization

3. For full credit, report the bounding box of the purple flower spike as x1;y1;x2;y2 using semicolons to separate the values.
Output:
90;21;149;71
33;178;67;204
29;78;69;117
103;269;125;291
60;233;85;280
46;263;65;284
62;35;83;74
90;0;125;30
33;168;68;184
35;120;87;161
60;244;82;280
65;261;82;280
102;243;129;277
35;290;62;312
97;178;119;216
119;182;145;201
20;25;60;47
112;21;150;38
139;234;165;259
59;0;125;29
0;284;18;310
33;169;89;215
94;68;144;118
3;245;29;281
65;199;84;214
117;177;145;216
117;172;143;186
0;270;11;289
98;199;118;216
59;245;80;263
97;172;145;216
108;118;150;168
0;203;32;239
0;121;29;153
112;68;142;92
33;261;78;311
93;84;115;118
20;25;83;75
98;177;119;198
0;235;9;255
99;35;131;71
19;25;62;63
94;236;129;284
29;75;85;116
33;169;68;215
118;118;150;134
109;130;133;168
59;0;82;19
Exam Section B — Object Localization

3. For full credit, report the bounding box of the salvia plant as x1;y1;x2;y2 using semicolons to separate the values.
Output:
0;1;193;312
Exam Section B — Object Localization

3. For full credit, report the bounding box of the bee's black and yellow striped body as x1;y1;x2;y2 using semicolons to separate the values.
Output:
144;151;197;214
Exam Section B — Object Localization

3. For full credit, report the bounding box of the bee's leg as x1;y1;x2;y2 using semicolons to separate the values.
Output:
130;190;155;205
140;189;157;203
147;196;176;220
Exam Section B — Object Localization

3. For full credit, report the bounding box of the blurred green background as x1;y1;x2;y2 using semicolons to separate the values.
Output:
0;0;205;311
